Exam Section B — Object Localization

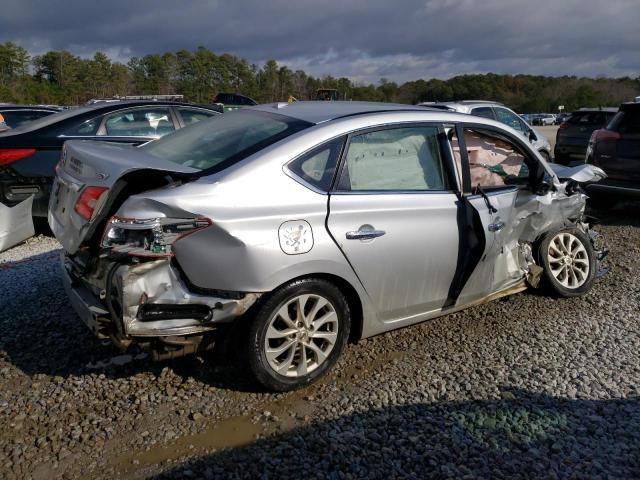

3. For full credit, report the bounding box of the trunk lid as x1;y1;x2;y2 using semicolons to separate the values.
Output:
49;140;198;254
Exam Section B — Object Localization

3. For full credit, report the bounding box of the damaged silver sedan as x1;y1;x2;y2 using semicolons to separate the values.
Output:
48;102;607;391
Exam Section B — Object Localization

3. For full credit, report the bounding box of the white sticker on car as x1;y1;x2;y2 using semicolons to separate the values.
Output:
279;220;313;255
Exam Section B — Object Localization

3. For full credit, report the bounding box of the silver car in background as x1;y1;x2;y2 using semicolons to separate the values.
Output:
418;100;553;162
49;102;607;391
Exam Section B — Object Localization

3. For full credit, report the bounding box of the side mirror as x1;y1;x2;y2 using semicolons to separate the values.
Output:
528;129;537;142
565;180;582;196
535;180;551;196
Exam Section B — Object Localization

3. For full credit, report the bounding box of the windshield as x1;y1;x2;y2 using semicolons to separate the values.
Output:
142;109;312;173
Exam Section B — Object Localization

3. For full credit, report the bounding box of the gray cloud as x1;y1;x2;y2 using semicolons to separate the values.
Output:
0;0;638;83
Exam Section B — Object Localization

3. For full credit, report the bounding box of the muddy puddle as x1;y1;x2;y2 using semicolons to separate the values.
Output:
109;348;407;479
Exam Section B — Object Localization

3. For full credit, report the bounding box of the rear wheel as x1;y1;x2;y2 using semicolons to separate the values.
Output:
538;229;595;297
245;278;350;391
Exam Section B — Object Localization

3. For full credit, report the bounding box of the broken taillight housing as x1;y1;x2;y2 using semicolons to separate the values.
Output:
74;186;109;221
101;216;212;257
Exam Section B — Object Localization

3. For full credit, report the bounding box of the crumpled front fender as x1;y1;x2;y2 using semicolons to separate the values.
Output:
549;163;607;184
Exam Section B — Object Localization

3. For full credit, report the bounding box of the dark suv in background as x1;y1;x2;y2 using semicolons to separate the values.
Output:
554;107;618;165
585;102;640;206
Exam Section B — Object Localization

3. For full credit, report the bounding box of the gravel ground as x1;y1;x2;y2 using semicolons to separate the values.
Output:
1;203;639;479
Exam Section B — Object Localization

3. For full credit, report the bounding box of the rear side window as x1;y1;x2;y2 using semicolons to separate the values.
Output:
471;107;495;120
337;126;448;192
288;137;344;192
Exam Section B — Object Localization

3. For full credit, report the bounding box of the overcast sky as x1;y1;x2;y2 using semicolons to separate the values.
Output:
1;0;638;83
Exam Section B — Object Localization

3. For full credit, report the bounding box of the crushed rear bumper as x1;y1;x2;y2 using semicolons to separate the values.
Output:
60;254;261;341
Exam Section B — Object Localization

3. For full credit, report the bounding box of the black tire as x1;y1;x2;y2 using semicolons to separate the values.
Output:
538;228;596;298
244;278;350;392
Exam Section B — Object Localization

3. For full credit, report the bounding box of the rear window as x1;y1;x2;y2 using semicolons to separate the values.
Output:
142;109;312;173
5;105;93;133
0;110;55;128
568;111;614;126
610;110;640;134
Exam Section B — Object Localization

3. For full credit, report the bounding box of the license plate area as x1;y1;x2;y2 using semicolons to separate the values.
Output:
52;180;71;216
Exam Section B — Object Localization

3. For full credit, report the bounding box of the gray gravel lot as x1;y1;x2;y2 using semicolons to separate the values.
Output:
1;202;639;479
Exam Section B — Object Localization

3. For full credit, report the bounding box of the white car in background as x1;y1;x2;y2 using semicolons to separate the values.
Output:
539;114;557;126
418;101;553;162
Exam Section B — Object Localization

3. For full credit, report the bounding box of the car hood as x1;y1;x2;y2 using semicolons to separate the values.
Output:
548;163;607;183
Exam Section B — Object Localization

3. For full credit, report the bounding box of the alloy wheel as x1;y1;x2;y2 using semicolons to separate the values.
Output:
547;232;590;289
264;294;338;377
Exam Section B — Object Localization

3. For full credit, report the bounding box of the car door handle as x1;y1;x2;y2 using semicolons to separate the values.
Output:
346;229;386;240
488;221;505;232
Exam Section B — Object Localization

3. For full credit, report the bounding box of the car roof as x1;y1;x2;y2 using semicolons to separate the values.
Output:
0;104;62;111
575;107;618;113
416;101;510;115
249;101;433;124
419;100;504;107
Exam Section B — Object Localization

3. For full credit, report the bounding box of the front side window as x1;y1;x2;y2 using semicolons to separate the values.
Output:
495;107;526;133
337;126;447;192
463;128;528;189
143;109;312;173
288;137;344;192
103;107;175;137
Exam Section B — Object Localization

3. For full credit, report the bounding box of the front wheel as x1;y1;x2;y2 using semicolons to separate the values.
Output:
538;229;596;297
245;278;350;391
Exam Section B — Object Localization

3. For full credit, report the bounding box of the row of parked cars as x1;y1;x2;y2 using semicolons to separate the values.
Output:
0;100;222;218
554;104;640;208
521;113;560;126
0;95;625;391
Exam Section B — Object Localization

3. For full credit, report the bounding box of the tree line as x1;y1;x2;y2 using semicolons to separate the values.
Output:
1;42;639;113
